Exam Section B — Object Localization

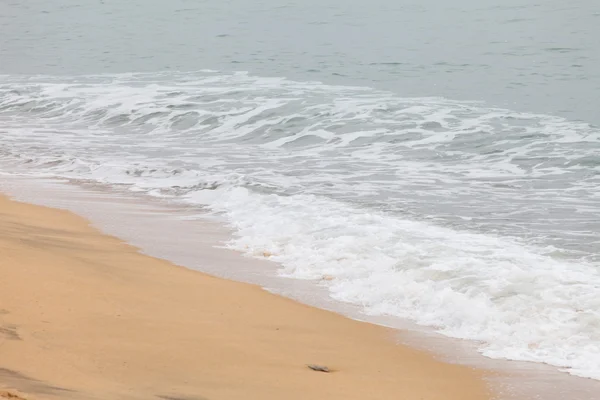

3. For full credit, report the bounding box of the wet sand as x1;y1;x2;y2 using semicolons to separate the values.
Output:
0;194;491;400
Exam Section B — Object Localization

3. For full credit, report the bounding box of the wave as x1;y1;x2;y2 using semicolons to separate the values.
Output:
1;71;600;378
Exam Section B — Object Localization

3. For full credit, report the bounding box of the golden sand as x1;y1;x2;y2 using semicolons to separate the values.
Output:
0;194;490;400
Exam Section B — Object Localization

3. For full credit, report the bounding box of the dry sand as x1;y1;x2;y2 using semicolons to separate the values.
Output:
0;194;491;400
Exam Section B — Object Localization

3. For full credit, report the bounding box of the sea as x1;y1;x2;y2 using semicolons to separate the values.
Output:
1;0;599;397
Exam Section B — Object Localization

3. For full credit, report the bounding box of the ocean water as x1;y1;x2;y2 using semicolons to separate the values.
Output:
1;0;600;383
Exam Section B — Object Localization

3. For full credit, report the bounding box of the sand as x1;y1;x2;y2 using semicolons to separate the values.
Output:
0;193;491;400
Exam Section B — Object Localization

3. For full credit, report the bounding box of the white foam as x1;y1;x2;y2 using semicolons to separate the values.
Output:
1;71;600;379
183;185;600;379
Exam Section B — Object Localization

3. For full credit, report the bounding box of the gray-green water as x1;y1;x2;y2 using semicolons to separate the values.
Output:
1;0;599;123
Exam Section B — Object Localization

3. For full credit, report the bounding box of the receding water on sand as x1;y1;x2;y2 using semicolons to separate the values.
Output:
1;72;599;382
2;175;600;400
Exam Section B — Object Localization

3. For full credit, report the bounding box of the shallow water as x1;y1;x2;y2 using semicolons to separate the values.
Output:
1;0;599;387
3;175;600;400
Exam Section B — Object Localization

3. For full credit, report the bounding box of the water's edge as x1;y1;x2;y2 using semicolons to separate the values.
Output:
2;175;599;400
2;72;599;382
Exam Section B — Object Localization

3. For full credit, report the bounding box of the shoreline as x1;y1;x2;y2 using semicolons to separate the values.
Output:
0;192;491;399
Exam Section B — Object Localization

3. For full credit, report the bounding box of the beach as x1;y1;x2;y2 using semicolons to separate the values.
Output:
1;0;599;398
0;193;490;400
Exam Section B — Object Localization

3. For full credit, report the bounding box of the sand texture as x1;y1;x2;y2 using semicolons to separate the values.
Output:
0;194;490;400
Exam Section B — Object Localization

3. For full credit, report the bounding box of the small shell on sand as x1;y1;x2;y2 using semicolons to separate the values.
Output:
307;364;330;373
